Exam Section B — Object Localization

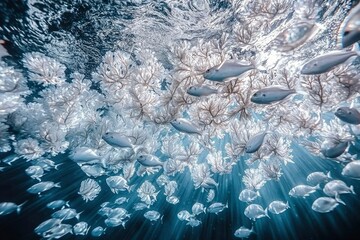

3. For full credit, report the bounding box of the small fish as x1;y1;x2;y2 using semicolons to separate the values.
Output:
102;132;133;148
321;141;348;158
338;3;360;48
73;222;90;236
106;176;131;193
45;223;73;239
207;202;228;214
34;218;62;237
312;197;344;213
342;160;360;179
177;210;193;221
301;46;360;75
91;226;105;237
323;180;355;204
70;147;100;165
105;217;127;228
0;202;26;215
306;171;332;186
251;86;296;104
203;61;255;82
81;164;105;178
137;154;164;167
234;226;254;238
133;202;150;211
187;217;202;227
187;85;218;97
268;201;289;214
245;129;269;153
192;202;206;215
46;200;70;210
107;208;130;220
144;210;162;221
238;189;260;203
27;181;61;195
25;165;44;181
289;184;320;198
244;204;269;221
51;208;81;220
114;197;128;205
170;118;201;135
335;107;360;125
166;195;180;205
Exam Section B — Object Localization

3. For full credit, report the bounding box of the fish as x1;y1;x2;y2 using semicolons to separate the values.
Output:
192;202;206;215
312;197;344;213
187;217;202;227
73;222;91;236
102;132;133;148
25;165;44;181
46;200;70;210
0;201;26;215
306;171;332;186
34;218;62;238
300;45;360;75
245;128;269;153
44;223;73;239
250;86;296;104
338;3;360;48
321;141;348;158
244;204;269;221
289;184;320;198
27;181;61;195
268;201;289;214
207;202;228;214
203;61;255;82
186;85;218;97
342;160;360;179
136;154;164;167
238;189;260;203
133;202;150;211
234;226;254;238
335;107;360;125
114;197;128;205
80;164;105;178
144;210;162;221
170;118;201;135
51;208;81;220
105;217;127;228
323;180;355;204
166;195;180;205
91;226;105;237
177;210;194;221
70;147;100;165
106;176;132;193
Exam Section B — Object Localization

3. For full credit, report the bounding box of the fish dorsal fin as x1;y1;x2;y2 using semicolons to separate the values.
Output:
216;59;227;70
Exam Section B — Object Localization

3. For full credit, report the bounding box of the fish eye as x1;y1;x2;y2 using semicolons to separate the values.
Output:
254;93;257;96
206;69;210;72
313;63;318;66
348;111;352;114
262;94;266;97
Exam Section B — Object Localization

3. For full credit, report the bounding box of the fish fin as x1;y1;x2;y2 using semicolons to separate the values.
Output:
351;42;360;56
335;194;346;205
17;201;28;214
76;211;83;220
326;171;332;179
55;182;61;188
65;201;70;207
314;184;321;190
286;201;290;209
256;191;261;197
350;185;356;194
216;59;226;70
128;184;136;193
265;208;270;218
249;58;267;72
86;226;91;235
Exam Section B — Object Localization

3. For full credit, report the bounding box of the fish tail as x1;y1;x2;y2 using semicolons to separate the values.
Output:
351;42;360;56
265;208;270;218
76;211;83;220
314;184;321;190
17;201;28;214
55;182;61;188
335;194;346;205
326;171;332;179
350;185;356;194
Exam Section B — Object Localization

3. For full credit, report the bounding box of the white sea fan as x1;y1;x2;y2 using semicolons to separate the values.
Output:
164;181;178;196
78;178;101;202
207;151;234;174
137;180;159;205
38;122;69;156
191;163;218;189
14;138;45;160
242;168;267;190
23;52;66;86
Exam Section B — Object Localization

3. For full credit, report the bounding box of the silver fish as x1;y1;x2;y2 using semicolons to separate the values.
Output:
203;61;255;82
25;165;44;181
335;107;360;125
187;217;202;227
244;204;269;221
238;189;260;203
34;218;62;237
289;184;320;198
144;210;162;221
102;132;133;148
46;200;70;210
312;197;344;213
321;141;348;158
105;217;127;228
0;202;26;215
342;160;360;179
70;147;100;165
338;3;360;48
245;130;268;153
177;210;193;221
306;171;332;186
73;222;90;236
207;202;228;214
300;48;360;75
234;226;254;238
137;154;163;167
187;85;218;97
192;202;206;215
51;208;81;220
114;197;128;205
268;201;289;214
323;180;355;204
251;86;296;104
45;223;73;239
170;118;201;135
27;181;61;195
166;196;180;205
81;164;105;178
91;226;105;237
106;176;131;193
133;202;150;211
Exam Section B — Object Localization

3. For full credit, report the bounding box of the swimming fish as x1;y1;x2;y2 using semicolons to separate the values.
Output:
191;202;206;215
300;46;360;75
34;218;63;238
102;132;133;148
342;160;360;179
238;189;260;203
170;118;201;135
312;197;344;213
46;200;70;210
234;226;254;238
321;141;348;158
338;3;360;48
106;176;132;193
73;222;91;236
51;208;81;220
136;154;164;167
177;210;193;221
323;180;355;204
27;181;61;195
335;107;360;125
245;128;269;153
91;226;105;237
289;184;320;198
187;217;202;227
306;171;332;186
244;204;269;221
268;201;289;214
25;165;44;181
70;147;100;165
203;61;255;82
0;201;26;215
251;86;296;104
144;210;162;221
187;85;218;97
207;202;228;214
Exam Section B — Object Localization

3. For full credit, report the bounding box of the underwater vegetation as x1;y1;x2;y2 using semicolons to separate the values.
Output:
1;0;360;239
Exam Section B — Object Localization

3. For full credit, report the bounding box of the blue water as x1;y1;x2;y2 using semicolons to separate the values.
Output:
1;0;360;239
